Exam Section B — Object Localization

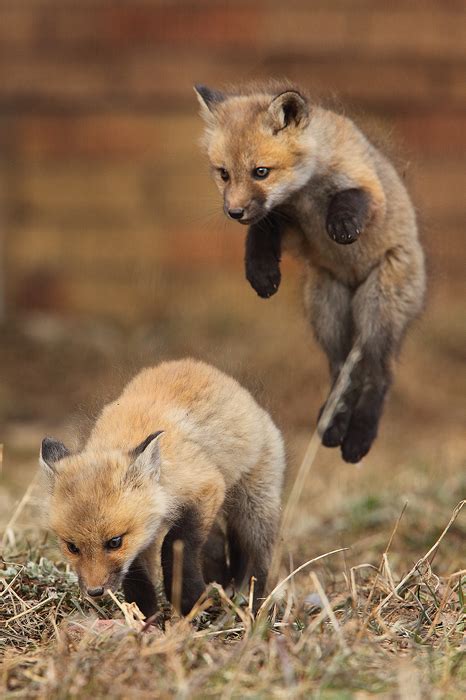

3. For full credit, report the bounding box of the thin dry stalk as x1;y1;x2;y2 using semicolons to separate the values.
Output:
1;474;39;550
194;626;244;639
382;553;397;593
270;342;362;581
0;566;24;598
384;501;408;556
248;575;255;613
316;341;363;438
171;539;184;615
310;572;349;653
106;590;145;630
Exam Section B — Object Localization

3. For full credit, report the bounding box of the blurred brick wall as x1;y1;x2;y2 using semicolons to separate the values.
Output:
0;0;464;319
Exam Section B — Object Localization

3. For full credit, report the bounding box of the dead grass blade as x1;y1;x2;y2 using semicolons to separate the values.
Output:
270;342;362;581
257;547;348;622
375;499;465;614
310;572;349;653
1;474;39;550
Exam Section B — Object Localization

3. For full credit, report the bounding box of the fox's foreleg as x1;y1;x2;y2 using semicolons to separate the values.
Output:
161;478;225;616
245;212;283;298
226;473;281;612
123;554;158;619
326;188;371;245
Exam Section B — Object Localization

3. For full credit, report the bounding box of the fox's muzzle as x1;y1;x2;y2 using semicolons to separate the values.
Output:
78;566;123;598
86;586;105;598
227;207;245;220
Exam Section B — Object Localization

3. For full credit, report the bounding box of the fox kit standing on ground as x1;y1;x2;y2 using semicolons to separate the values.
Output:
39;359;285;616
195;82;426;463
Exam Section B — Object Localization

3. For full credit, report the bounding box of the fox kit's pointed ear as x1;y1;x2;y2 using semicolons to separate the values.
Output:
39;437;70;485
127;431;164;483
268;91;309;132
194;84;225;118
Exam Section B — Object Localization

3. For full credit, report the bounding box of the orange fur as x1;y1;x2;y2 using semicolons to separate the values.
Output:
196;82;426;463
40;359;285;611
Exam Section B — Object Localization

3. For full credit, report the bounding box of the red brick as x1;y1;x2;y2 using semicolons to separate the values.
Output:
263;8;466;60
0;4;262;51
14;163;144;216
393;113;466;156
12;115;197;159
1;51;464;112
101;5;262;48
2;4;464;61
407;157;464;219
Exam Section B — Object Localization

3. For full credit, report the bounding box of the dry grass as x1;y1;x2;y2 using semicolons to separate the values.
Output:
1;467;464;698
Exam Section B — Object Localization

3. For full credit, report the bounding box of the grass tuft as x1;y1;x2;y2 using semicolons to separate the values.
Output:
1;494;464;698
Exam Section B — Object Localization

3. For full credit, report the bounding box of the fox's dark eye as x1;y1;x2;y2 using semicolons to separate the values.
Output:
253;167;270;180
66;542;80;555
106;535;123;550
219;168;229;182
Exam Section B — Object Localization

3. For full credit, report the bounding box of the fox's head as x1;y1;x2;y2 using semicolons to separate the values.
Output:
195;83;316;224
39;432;167;599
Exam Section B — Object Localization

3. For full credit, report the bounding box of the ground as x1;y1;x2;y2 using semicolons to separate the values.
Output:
1;259;465;698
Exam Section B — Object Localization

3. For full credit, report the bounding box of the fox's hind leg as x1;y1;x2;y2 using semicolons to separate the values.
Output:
201;520;230;588
226;488;279;611
342;245;425;463
307;269;360;448
226;442;283;611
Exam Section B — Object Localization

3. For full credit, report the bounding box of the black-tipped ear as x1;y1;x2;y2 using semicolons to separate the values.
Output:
127;431;164;483
39;437;70;483
268;91;309;132
130;431;165;460
194;84;225;115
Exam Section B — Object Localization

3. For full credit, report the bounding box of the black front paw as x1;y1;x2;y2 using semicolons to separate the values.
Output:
246;257;281;298
326;215;361;245
326;188;370;245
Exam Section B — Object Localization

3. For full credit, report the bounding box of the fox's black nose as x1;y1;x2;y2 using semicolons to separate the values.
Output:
228;208;245;220
87;586;104;597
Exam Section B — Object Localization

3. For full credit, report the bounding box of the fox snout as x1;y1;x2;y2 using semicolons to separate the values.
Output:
79;575;112;596
80;576;118;599
227;207;245;220
86;586;105;598
78;566;122;598
223;197;266;225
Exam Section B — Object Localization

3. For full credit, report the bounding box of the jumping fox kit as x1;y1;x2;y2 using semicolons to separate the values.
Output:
39;359;285;617
195;82;426;463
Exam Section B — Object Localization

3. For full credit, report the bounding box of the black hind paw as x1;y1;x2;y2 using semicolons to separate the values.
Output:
319;406;352;447
341;425;377;463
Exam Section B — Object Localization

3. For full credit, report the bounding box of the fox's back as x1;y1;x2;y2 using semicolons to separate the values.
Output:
87;359;281;487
